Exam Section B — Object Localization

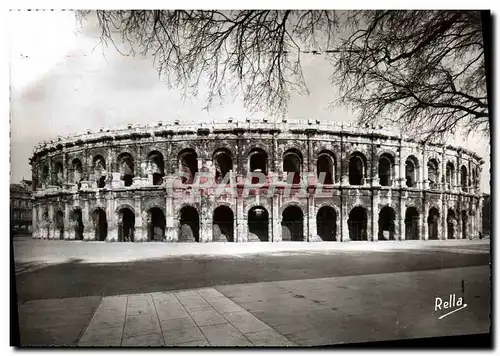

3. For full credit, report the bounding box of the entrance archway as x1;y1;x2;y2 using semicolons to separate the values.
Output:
179;206;200;242
447;209;457;240
427;207;440;240
118;207;135;242
348;206;368;241
148;207;166;241
461;210;468;239
281;206;304;241
248;206;269;242
316;206;337;241
55;210;64;239
405;207;419;240
213;206;234;242
71;208;84;240
93;208;108;241
378;206;396;240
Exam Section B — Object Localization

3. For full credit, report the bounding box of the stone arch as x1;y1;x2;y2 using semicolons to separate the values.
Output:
248;205;270;242
378;152;396;187
427;207;440;240
213;205;235;242
92;155;107;188
117;152;135;187
178;205;200;242
348;151;368;186
378;205;396;240
91;207;108;241
54;161;64;186
116;205;135;242
115;204;135;215
54;208;64;239
445;161;455;190
447;208;457;240
427;158;440;190
316;205;337;241
71;158;83;185
244;144;272;158
147;150;165;185
178;148;198;184
460;165;468;192
281;205;304;241
283;148;303;184
248;147;269;177
405;207;420;240
348;205;368;241
70;206;84;240
213;148;233;183
405;155;419;188
317;150;336;184
146;206;166;241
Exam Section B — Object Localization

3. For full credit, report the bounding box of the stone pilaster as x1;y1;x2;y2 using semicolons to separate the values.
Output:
307;196;317;241
422;203;429;240
236;196;246;242
107;197;118;242
32;205;38;238
165;194;176;242
272;196;281;242
83;199;93;240
134;195;144;242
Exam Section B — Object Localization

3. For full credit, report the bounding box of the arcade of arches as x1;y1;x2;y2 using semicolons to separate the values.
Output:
34;200;477;242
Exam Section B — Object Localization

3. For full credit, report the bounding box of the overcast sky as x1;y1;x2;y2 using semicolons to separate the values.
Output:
9;10;491;193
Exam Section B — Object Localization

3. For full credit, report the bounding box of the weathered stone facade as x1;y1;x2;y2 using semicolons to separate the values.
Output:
30;119;484;242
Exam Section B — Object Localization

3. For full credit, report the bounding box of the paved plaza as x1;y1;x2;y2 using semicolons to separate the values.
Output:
13;238;491;346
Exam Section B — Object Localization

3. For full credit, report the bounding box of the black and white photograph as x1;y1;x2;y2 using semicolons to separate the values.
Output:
9;7;491;348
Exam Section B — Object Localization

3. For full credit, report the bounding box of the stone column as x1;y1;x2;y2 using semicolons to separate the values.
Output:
134;195;144;242
393;158;400;188
422;203;428;240
165;194;176;242
47;204;54;239
307;196;317;241
341;199;349;242
83;199;93;240
272;196;281;242
236;196;245;242
371;191;379;241
32;205;37;238
107;197;118;242
399;199;405;240
63;202;70;240
199;201;212;243
442;199;447;240
421;147;428;190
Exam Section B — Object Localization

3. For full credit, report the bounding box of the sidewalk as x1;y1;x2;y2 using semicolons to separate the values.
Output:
17;265;490;347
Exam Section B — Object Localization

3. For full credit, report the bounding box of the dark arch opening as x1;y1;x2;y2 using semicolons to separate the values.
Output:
148;207;166;241
72;159;83;188
93;208;108;241
461;165;468;192
179;150;198;184
405;157;418;188
378;206;396;240
213;149;233;184
42;165;50;185
93;156;107;188
317;152;335;184
447;209;456;240
348;207;368;241
118;208;135;242
55;210;64;239
283;149;302;184
428;159;439;190
446;162;455;190
118;153;135;187
316;206;337;241
349;154;365;186
248;206;269;242
148;151;165;186
427;207;440;240
378;154;394;187
249;149;268;180
213;206;234;242
461;210;468;240
71;208;84;240
281;206;304;241
405;207;419;240
179;206;200;242
54;162;64;186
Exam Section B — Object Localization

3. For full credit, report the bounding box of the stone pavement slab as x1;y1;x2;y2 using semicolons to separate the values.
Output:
18;265;489;347
18;296;101;346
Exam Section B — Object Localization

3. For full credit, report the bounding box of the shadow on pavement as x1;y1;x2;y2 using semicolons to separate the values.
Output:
15;249;490;302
